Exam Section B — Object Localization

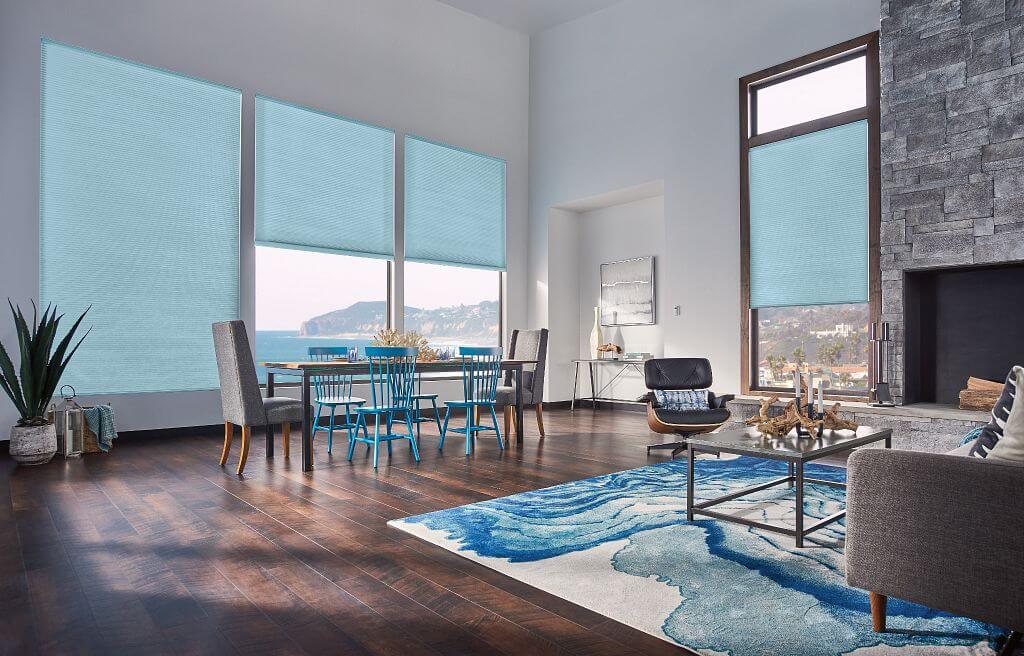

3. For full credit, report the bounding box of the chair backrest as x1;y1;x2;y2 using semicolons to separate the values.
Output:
211;320;267;426
459;346;502;403
505;329;548;402
365;346;418;409
644;358;713;391
308;346;352;400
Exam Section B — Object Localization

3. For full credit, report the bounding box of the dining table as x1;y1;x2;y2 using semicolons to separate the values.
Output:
259;358;538;472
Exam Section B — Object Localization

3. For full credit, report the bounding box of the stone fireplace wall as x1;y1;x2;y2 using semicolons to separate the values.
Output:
880;0;1024;402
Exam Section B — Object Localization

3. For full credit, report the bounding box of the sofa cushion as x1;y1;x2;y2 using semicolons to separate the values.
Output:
968;365;1021;458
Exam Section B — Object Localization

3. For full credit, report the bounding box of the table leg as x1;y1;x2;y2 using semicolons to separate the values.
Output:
265;372;275;458
301;371;313;472
589;362;597;410
795;461;805;548
884;435;891;449
787;461;794;487
687;443;695;521
514;368;524;446
571;362;579;412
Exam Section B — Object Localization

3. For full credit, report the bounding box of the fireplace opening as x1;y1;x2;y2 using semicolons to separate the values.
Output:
903;262;1024;406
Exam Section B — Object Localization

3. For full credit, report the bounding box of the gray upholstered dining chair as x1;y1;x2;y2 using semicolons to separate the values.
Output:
212;320;307;475
495;328;549;438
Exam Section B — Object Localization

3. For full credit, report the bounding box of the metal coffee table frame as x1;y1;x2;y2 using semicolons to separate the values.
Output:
686;427;892;547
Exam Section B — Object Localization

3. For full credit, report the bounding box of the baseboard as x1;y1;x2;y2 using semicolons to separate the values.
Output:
546;400;646;413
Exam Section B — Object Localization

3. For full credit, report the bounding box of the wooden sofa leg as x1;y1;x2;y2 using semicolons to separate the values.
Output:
504;407;512;440
220;422;233;466
236;425;251;476
869;592;887;632
535;403;545;437
282;422;291;459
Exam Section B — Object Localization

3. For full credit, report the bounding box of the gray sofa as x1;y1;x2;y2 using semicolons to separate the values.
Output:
845;447;1024;651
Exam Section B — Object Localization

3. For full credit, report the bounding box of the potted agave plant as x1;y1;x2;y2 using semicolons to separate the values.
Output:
0;301;89;465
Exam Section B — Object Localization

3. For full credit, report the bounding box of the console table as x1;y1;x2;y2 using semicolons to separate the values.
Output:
570;358;649;410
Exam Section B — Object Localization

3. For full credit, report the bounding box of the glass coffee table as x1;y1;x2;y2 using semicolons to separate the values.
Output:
686;425;892;547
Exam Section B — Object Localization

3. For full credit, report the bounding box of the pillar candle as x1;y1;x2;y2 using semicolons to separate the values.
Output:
818;380;825;414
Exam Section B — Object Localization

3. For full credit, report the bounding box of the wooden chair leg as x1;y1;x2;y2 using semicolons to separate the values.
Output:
219;422;233;466
236;425;251;476
869;592;887;632
535;403;545;437
282;422;290;459
504;407;512;440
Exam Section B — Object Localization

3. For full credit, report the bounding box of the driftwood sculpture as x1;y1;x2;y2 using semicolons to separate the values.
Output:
746;395;858;437
823;402;858;431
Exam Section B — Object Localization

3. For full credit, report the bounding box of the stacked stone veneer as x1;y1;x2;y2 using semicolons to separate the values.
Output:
880;0;1024;403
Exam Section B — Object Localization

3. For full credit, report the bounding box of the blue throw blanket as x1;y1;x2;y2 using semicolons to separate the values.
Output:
83;404;117;452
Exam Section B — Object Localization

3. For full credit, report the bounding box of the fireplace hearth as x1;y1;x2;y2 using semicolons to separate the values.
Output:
902;263;1024;406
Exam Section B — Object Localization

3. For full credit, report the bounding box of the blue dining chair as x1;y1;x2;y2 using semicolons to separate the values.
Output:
439;346;503;455
308;346;366;453
410;374;443;439
349;346;421;469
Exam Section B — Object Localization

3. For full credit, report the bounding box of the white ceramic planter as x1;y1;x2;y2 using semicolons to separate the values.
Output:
9;423;58;465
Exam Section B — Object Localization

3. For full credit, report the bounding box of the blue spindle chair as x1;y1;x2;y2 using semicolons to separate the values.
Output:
308;346;366;453
350;346;421;469
439;346;503;455
410;374;443;439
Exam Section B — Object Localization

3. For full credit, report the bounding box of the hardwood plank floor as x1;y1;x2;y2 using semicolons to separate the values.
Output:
0;408;696;656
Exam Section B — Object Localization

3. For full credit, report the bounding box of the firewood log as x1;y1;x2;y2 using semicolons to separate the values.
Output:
959;389;1000;411
966;376;1003;393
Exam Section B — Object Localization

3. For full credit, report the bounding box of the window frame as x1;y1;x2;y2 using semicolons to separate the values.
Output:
740;32;881;400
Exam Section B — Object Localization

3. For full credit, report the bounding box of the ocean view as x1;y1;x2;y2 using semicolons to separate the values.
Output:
254;331;374;382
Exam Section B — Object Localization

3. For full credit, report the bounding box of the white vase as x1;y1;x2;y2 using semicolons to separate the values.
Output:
589;307;603;359
9;423;57;465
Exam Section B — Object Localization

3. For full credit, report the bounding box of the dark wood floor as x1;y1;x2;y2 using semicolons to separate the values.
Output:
0;407;699;656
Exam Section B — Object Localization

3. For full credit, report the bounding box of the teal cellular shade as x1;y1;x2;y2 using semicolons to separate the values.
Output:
748;120;869;309
404;136;506;270
40;40;241;394
255;96;394;259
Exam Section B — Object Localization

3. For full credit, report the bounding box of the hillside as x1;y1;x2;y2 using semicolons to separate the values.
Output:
299;300;499;342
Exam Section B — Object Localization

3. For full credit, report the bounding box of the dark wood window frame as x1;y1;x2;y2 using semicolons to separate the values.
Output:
739;32;881;400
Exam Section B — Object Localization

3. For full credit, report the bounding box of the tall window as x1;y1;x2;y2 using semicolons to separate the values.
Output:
40;40;241;393
403;136;506;348
741;34;880;396
254;97;394;372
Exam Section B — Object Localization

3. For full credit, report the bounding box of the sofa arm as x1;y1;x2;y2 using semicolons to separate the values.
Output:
845;449;1024;631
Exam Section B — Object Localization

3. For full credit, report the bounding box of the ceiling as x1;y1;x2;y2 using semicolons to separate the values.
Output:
434;0;623;35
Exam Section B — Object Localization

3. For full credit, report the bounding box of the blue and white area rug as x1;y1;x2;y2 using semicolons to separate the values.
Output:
389;456;998;655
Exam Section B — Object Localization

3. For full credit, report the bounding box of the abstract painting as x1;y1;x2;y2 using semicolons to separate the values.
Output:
600;256;655;325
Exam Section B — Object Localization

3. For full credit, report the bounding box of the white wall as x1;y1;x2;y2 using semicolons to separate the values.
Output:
527;0;880;400
0;0;529;432
576;195;665;402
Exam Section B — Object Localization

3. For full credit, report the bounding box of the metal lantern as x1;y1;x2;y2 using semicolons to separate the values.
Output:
55;385;85;457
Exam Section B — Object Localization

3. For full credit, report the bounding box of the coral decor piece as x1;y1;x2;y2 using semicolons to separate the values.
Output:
596;343;622;356
371;329;438;362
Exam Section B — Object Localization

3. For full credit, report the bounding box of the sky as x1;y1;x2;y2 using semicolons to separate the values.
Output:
255;246;499;330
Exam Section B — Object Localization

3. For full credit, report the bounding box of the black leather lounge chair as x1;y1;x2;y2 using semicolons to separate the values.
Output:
642;358;733;458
